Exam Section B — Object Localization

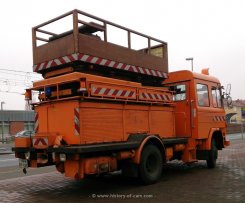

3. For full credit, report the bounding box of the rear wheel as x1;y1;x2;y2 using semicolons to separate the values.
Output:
139;144;163;184
207;138;218;168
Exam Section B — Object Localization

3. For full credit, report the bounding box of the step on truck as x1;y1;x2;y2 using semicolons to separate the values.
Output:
13;9;230;184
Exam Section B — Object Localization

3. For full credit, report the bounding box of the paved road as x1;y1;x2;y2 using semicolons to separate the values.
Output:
0;165;55;181
0;139;244;203
227;133;245;140
0;154;18;168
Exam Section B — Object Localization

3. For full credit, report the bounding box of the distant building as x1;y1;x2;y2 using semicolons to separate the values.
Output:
0;110;34;136
225;99;245;123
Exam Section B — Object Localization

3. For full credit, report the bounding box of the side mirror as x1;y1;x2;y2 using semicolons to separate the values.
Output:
223;84;232;108
226;84;231;96
227;96;233;108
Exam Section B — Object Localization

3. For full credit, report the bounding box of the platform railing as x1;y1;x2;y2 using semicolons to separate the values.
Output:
32;9;167;57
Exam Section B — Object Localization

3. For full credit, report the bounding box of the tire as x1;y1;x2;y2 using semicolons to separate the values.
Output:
139;144;163;184
207;138;218;168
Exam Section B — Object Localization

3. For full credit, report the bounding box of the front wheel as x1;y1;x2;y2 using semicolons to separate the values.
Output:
207;138;218;168
139;144;163;184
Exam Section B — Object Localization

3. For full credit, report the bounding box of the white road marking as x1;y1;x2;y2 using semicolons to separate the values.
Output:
0;159;18;162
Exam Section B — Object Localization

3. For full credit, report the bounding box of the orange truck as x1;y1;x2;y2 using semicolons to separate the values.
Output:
13;10;230;184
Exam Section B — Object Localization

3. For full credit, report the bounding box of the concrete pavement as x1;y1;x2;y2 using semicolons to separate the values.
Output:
227;133;245;140
0;141;14;155
0;138;245;203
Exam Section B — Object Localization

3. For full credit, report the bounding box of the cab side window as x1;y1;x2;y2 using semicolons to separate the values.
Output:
197;84;209;107
171;84;186;101
212;87;222;108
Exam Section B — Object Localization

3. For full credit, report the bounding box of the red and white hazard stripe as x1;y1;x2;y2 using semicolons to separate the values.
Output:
32;137;48;147
213;116;226;122
34;112;39;133
33;53;168;79
74;108;80;136
139;92;171;102
33;53;78;72
91;86;136;99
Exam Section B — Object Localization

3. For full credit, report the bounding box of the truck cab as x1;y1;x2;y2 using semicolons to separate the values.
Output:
163;70;229;165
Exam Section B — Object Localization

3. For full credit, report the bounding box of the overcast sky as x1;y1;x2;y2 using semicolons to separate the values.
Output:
0;0;244;110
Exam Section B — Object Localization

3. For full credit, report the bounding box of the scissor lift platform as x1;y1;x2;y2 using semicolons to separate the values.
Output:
32;10;168;83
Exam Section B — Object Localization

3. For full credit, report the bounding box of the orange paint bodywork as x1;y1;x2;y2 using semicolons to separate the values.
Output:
15;137;31;148
14;70;229;179
163;70;226;141
165;148;174;160
35;101;175;145
12;10;230;182
133;135;164;164
64;157;117;178
29;72;175;145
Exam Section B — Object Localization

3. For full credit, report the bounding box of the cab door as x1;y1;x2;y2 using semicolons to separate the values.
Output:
195;81;225;139
171;81;192;137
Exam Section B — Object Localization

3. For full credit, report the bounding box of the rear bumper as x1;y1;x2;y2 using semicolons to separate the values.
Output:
12;141;140;154
12;147;36;153
49;141;140;154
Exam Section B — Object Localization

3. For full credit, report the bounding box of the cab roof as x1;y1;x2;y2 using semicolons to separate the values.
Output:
163;70;221;84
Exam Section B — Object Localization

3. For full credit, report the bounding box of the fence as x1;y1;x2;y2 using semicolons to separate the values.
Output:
0;135;14;143
227;123;245;135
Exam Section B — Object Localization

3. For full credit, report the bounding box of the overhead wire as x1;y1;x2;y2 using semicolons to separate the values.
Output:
0;69;41;79
0;68;42;95
0;90;24;95
0;68;40;74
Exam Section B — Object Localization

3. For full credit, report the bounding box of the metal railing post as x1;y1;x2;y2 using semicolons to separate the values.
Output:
104;23;107;42
148;38;151;54
127;31;131;49
73;10;79;53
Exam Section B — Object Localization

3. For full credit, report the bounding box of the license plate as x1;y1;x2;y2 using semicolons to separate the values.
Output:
19;159;28;169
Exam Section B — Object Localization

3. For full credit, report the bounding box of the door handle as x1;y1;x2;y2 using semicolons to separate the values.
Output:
190;100;195;128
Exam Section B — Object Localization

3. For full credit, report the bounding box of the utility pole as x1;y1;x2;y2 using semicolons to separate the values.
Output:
1;101;5;143
186;57;194;72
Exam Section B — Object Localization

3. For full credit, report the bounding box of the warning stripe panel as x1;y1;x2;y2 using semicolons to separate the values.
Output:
139;90;172;103
91;84;137;100
32;137;48;149
213;116;226;122
74;108;80;136
33;53;168;79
